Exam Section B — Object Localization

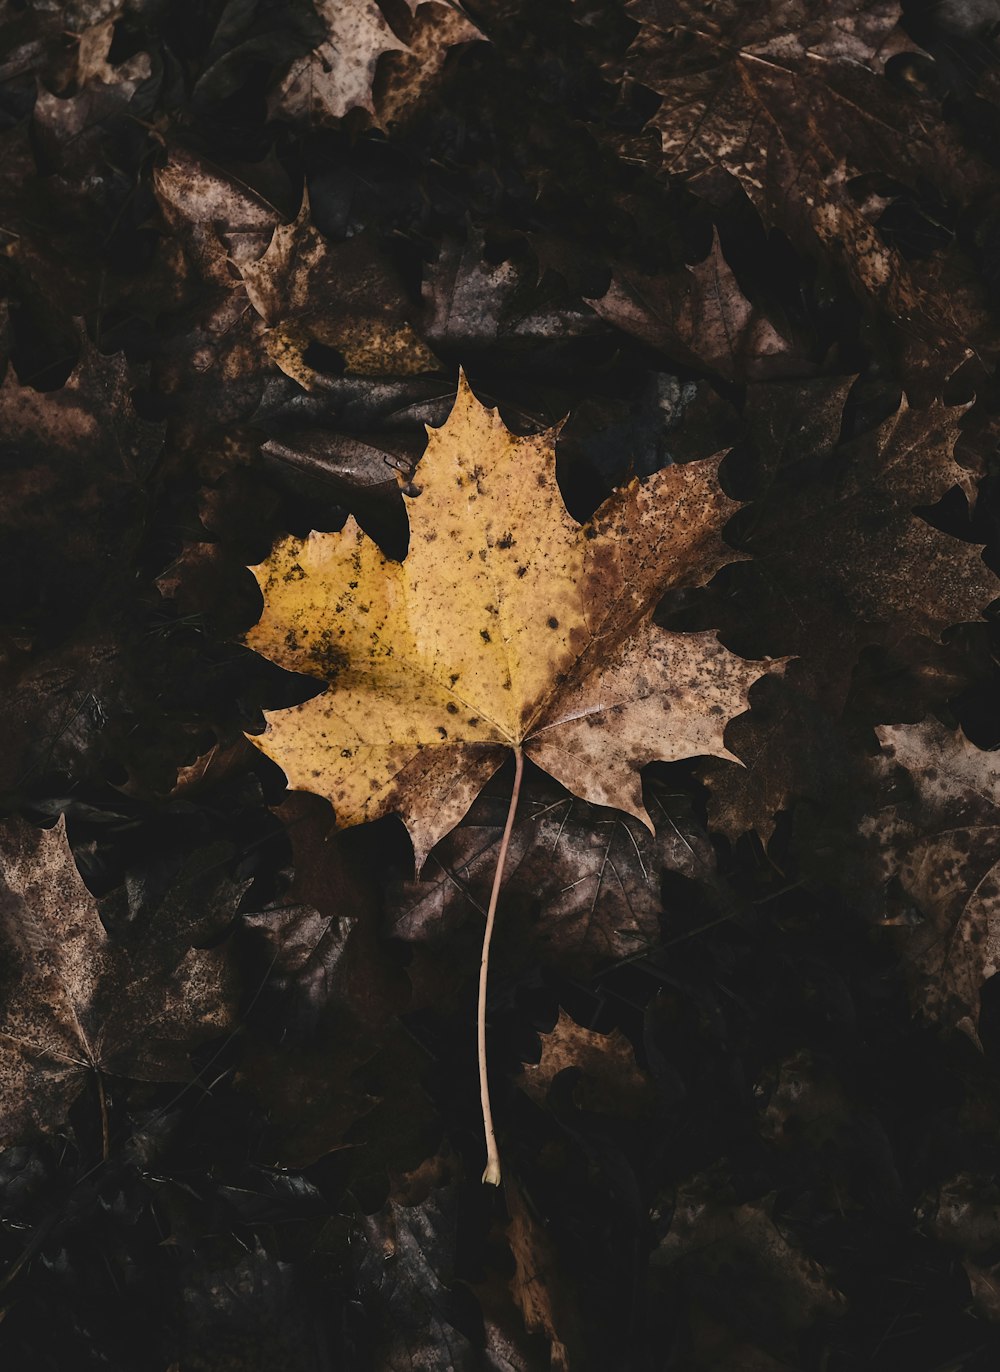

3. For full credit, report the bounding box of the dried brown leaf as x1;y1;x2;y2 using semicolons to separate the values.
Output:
154;147;281;287
519;1008;654;1117
375;2;483;128
0;817;238;1145
506;1177;577;1371
590;230;812;382
152;149;282;423
625;0;986;373
271;0;407;124
865;719;1000;1043
241;199;439;387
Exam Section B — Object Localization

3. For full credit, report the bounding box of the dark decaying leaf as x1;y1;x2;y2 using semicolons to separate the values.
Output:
700;379;997;840
0;817;239;1146
863;718;1000;1044
0;340;162;629
151;148;281;427
735;383;989;660
649;1166;846;1358
385;774;716;977
237;792;433;1172
590;230;814;382
517;1007;654;1117
241;199;440;388
352;1169;481;1371
422;230;603;355
176;1241;328;1372
622;0;994;379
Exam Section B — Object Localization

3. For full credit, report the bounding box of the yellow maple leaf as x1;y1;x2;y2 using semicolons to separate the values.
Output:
246;373;767;872
246;373;772;1184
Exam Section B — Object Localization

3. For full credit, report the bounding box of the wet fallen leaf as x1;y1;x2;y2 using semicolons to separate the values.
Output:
237;792;426;1170
352;1160;481;1369
422;230;602;354
176;1240;324;1372
651;1168;845;1353
0;339;162;630
623;0;985;371
742;384;986;652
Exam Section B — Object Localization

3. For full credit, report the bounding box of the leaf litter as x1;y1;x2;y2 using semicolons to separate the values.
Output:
3;0;1000;1365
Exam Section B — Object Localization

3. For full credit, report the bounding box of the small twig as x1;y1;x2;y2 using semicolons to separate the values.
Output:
95;1064;109;1163
96;1070;110;1163
478;746;524;1186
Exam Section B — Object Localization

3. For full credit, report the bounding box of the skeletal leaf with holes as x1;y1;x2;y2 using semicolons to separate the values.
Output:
246;373;770;869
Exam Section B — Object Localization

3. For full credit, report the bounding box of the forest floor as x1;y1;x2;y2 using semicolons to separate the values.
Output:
4;1;1000;1368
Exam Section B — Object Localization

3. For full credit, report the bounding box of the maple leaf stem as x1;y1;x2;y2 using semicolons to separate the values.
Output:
479;745;524;1186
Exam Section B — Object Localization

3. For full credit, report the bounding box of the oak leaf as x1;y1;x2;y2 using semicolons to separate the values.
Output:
864;719;1000;1044
0;817;238;1146
246;375;769;870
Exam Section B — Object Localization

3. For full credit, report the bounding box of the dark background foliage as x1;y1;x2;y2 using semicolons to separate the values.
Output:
4;0;1000;1367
